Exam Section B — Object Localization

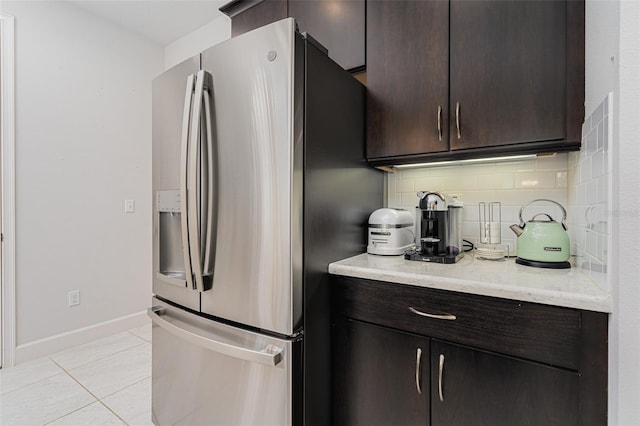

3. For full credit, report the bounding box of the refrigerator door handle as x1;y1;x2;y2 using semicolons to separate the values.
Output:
188;70;206;291
202;77;216;277
148;306;283;367
180;74;196;290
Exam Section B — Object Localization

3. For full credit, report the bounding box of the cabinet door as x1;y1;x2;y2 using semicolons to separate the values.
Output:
367;0;449;159
229;0;287;37
431;340;579;426
449;0;567;151
288;0;365;71
333;319;429;425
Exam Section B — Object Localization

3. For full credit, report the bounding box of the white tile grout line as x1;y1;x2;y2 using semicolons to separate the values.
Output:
43;346;151;426
49;334;149;371
0;341;151;425
127;328;152;343
42;360;130;426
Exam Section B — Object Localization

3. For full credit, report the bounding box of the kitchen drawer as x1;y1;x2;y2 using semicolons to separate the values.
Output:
333;276;581;370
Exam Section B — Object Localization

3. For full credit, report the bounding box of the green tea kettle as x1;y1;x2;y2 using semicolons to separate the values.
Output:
509;199;571;269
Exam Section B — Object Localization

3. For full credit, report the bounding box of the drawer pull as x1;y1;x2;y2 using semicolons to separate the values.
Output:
409;307;457;321
415;348;423;395
438;354;445;402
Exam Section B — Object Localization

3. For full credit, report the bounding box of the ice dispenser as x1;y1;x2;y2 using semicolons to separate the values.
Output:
156;190;186;285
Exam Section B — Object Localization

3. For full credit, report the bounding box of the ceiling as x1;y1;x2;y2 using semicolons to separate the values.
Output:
68;0;229;46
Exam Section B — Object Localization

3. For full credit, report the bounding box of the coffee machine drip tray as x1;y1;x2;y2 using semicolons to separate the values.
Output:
404;248;464;264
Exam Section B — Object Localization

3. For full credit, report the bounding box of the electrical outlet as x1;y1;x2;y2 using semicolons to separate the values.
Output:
68;290;80;306
124;199;135;213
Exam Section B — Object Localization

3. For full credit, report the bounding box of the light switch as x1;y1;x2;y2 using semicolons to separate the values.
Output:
124;199;135;213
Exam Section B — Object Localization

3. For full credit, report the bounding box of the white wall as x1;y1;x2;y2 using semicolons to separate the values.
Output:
0;1;164;361
164;15;231;70
608;1;640;424
585;0;640;424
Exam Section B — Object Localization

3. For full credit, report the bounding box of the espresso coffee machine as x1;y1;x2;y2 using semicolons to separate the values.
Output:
405;191;464;264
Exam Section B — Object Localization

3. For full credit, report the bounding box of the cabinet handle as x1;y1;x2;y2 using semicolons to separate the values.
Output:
415;348;423;395
438;354;445;402
409;307;457;321
455;102;461;139
437;105;443;141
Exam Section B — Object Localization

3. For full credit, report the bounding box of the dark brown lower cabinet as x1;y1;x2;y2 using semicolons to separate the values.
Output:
431;340;579;426
333;318;429;426
331;276;607;426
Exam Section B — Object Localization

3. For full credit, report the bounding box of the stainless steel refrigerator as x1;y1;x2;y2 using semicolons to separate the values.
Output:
149;18;382;425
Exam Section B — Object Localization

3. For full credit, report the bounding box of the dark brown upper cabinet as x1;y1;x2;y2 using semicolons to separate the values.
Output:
367;0;585;166
367;0;450;159
220;0;365;71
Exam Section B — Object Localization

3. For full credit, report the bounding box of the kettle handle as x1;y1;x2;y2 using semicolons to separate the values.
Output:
519;199;567;230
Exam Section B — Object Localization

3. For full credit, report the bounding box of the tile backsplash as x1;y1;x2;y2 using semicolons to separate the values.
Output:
387;154;569;255
386;93;613;291
567;93;612;288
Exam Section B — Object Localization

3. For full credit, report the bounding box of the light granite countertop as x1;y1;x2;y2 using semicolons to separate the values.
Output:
328;253;612;313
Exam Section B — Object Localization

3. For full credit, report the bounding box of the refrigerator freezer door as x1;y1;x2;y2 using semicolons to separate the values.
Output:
200;18;303;336
152;55;200;310
149;298;296;425
152;56;201;311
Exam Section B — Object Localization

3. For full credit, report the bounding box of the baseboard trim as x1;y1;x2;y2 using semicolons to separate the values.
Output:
14;311;150;365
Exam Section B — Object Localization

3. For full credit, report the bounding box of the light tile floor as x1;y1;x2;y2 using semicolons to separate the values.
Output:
0;323;153;426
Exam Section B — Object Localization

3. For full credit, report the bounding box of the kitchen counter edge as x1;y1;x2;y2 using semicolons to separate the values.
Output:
328;253;612;313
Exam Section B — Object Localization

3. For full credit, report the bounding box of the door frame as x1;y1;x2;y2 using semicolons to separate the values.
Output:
1;11;17;368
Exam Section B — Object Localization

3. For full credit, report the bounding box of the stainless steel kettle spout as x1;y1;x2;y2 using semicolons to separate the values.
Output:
509;224;524;237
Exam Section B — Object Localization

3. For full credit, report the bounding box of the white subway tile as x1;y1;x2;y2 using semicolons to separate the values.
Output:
493;160;536;173
586;230;597;257
457;190;498;205
597;176;606;205
586;128;598;156
532;189;568;205
493;189;535;206
575;228;586;251
556;171;568;188
567;163;580;189
463;206;480;222
476;173;514;190
597;233;608;265
514;171;557;188
578;183;587;206
568;152;579;168
401;192;420;206
591;150;604;178
586;204;608;232
597;121;605;151
587;180;599;206
396;178;414;193
414;177;448;192
501;206;519;223
535;153;568;171
579;158;590;184
445;176;478;191
462;221;479;239
399;168;431;180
